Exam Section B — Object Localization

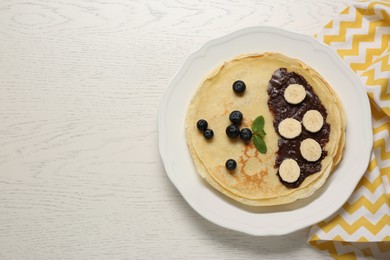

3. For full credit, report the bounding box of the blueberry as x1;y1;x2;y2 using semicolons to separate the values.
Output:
229;110;243;125
204;129;214;139
240;128;252;142
225;159;237;171
226;124;240;138
197;119;208;132
233;80;246;94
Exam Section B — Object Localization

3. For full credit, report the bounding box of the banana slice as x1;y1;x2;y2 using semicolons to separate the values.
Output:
300;138;322;162
278;118;302;139
303;110;323;133
279;159;300;183
284;84;306;104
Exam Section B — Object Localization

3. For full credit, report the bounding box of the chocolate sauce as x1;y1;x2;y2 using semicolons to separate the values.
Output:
267;68;330;188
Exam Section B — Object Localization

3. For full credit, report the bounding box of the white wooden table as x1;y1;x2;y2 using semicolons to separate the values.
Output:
0;0;353;259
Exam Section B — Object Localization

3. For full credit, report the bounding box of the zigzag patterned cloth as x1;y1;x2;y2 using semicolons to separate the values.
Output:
308;1;390;259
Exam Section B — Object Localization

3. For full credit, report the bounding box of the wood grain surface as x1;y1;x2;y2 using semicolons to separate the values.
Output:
0;0;352;259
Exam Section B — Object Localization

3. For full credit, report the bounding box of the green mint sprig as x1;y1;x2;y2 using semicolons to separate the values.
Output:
251;116;267;154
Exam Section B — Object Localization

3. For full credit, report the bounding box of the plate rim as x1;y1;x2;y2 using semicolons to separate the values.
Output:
159;26;373;236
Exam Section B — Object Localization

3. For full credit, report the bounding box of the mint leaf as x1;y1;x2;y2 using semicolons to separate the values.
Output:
252;116;265;135
253;135;267;154
251;115;267;154
257;128;266;138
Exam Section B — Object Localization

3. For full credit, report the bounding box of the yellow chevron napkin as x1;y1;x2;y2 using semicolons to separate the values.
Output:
308;1;390;259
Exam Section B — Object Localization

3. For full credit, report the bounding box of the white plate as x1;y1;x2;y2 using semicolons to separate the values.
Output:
159;26;372;236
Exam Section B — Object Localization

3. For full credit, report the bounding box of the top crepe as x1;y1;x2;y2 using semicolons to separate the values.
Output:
185;53;346;206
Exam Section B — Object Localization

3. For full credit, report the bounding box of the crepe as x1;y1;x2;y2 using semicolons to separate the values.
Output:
185;52;346;206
